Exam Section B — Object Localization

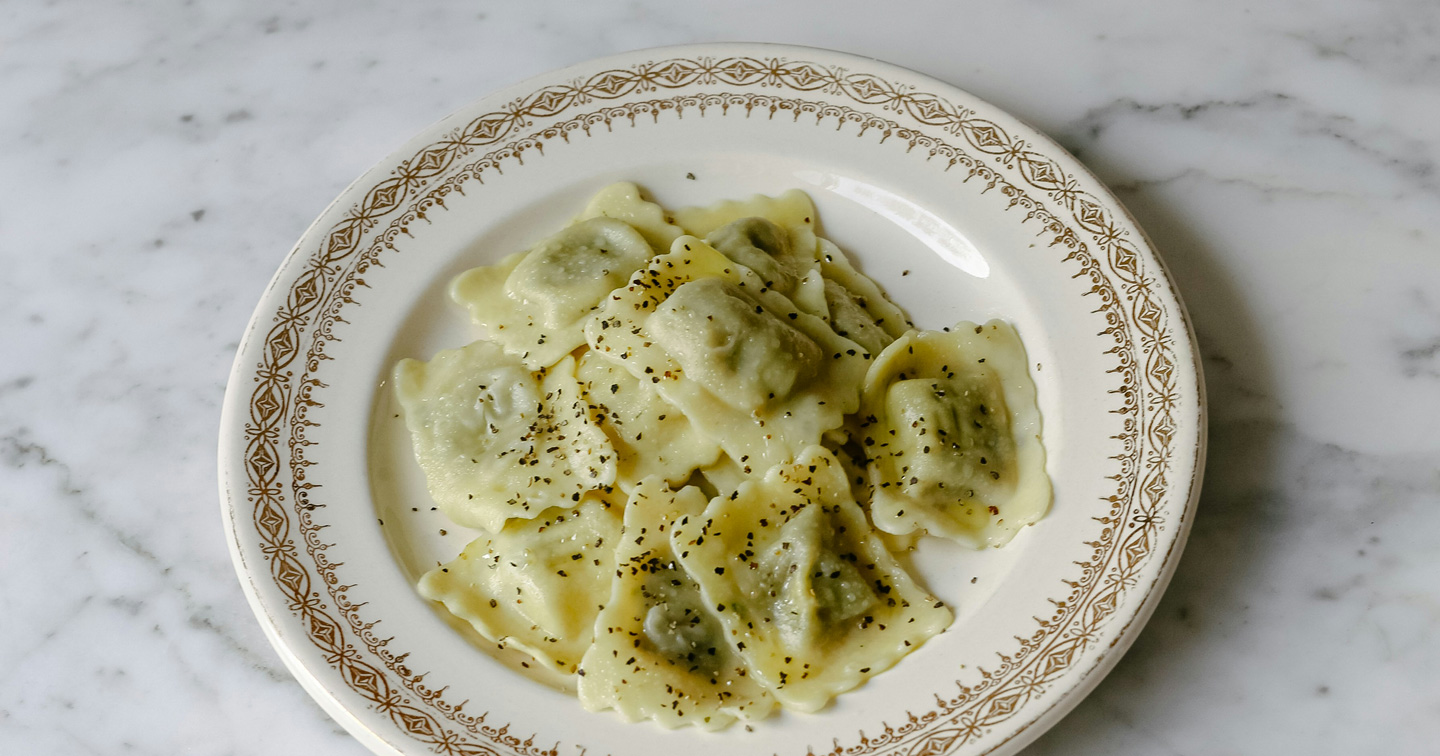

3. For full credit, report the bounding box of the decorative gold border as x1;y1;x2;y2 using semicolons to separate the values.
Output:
240;56;1182;756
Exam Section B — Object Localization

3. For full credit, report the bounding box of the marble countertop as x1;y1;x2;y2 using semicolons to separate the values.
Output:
3;2;1437;754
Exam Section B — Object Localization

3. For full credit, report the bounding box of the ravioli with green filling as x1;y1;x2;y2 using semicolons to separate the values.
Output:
817;238;913;355
674;191;827;316
391;184;1052;729
672;189;820;257
860;321;1050;548
575;181;685;254
451;215;657;369
670;446;952;712
418;497;621;674
584;237;869;471
702;217;828;318
578;478;775;729
393;343;616;532
575;350;722;490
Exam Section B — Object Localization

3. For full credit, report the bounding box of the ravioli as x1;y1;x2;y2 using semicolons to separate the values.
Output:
696;455;748;498
451;216;656;369
575;181;685;254
828;440;921;554
670;446;952;712
860;321;1050;548
393;343;616;533
578;478;775;729
584;237;870;470
576;350;722;490
821;278;894;357
672;189;820;260
418;497;621;674
394;185;1051;729
703;217;828;318
826;439;875;510
818;238;913;353
675;191;826;317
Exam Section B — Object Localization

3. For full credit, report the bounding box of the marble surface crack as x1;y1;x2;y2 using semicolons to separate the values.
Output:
0;429;290;682
1108;167;1364;201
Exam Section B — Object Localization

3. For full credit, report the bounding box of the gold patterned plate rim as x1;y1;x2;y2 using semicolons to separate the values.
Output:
218;42;1206;756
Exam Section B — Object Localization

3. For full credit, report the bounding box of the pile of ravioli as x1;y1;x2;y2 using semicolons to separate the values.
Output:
393;183;1051;730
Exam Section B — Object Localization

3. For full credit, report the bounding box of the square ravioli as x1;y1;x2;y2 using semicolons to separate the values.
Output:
575;181;685;254
702;217;828;319
817;238;913;356
576;350;722;490
451;214;658;370
860;321;1051;548
674;191;827;318
394;183;1053;730
578;478;775;729
672;189;821;262
583;237;869;471
393;343;616;533
418;497;622;674
669;446;953;712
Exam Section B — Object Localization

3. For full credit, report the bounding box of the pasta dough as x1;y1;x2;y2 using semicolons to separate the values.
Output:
702;217;828;319
418;497;621;674
575;350;722;490
578;478;775;729
394;183;1051;728
672;189;820;259
674;191;828;318
585;237;869;471
393;343;616;533
860;321;1050;548
451;216;657;369
575;181;685;254
817;238;912;356
669;446;953;712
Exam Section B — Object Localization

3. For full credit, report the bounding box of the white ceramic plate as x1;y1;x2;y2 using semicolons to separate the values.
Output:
219;43;1204;756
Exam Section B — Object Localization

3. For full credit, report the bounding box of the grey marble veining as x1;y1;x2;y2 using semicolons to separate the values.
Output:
1;1;1436;754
